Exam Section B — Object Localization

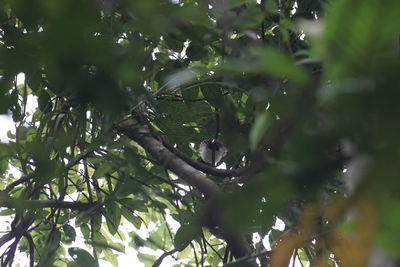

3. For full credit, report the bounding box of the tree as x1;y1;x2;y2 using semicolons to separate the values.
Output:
0;0;399;266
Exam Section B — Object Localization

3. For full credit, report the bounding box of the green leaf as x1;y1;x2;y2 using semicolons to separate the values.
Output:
235;5;264;29
19;237;29;252
120;198;148;213
226;0;247;8
80;224;90;240
121;207;142;228
105;201;121;236
186;44;208;61
0;159;8;175
147;225;169;250
132;234;145;247
93;162;114;178
0;209;15;216
254;47;310;85
49;229;62;247
86;238;125;253
107;242;125;253
181;86;199;101
174;223;201;251
63;224;76;244
249;112;272;150
103;249;118;266
164;34;184;52
68;247;99;267
37;229;62;266
163;69;196;90
137;252;157;267
92;231;108;247
38;89;52;112
200;84;223;107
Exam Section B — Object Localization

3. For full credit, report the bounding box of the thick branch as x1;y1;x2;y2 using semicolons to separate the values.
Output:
115;118;256;265
116;118;221;198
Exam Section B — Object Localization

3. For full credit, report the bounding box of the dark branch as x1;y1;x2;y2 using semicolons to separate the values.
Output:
0;217;32;249
154;76;219;97
23;233;35;267
160;137;248;178
153;248;180;267
3;172;36;194
0;197;96;211
1;151;90;194
222;249;271;267
115;117;256;265
115;118;220;198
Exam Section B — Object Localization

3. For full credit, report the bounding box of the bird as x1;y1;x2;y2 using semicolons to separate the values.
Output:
198;139;227;165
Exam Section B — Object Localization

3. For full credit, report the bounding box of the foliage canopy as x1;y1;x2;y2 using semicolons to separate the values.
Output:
0;0;400;266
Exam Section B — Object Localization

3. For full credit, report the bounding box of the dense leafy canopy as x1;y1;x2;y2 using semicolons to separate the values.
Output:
0;0;400;266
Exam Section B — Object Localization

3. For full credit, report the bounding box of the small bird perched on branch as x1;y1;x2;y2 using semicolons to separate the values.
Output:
198;139;227;166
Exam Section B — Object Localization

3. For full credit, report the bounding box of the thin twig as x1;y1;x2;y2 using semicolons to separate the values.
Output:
222;249;271;267
292;249;297;267
0;198;97;211
152;248;179;267
1;150;90;194
203;238;224;260
23;233;35;267
190;242;200;267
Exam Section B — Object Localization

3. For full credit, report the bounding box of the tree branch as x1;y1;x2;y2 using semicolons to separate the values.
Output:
160;137;248;178
115;117;256;266
152;248;180;267
1;150;90;194
23;233;34;267
222;249;271;267
0;196;95;211
0;217;32;249
116;118;221;198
